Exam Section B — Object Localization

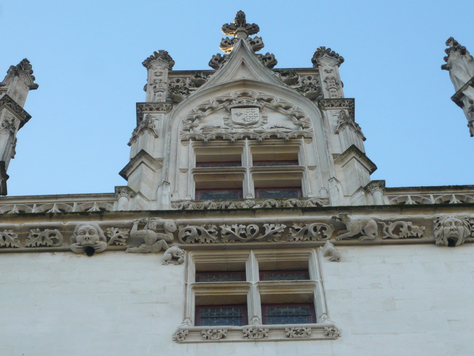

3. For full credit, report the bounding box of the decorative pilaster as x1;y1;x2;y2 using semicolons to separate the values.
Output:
441;37;474;136
312;47;344;98
365;180;386;205
142;50;175;102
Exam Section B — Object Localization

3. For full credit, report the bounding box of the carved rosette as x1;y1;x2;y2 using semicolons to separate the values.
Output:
172;329;189;343
285;327;312;338
242;326;269;339
201;328;227;340
324;326;341;339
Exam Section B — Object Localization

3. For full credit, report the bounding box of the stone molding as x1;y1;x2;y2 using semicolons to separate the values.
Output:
318;98;355;119
136;102;172;125
119;149;162;180
0;94;32;129
333;144;377;174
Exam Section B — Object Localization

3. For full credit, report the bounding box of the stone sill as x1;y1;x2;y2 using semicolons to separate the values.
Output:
173;322;340;343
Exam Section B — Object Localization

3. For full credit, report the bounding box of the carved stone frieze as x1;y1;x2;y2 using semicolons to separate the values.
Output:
324;326;341;339
332;212;378;241
242;326;269;339
201;328;227;340
318;98;355;119
0;95;32;128
433;215;471;247
221;223;286;242
172;197;329;210
288;223;334;242
322;240;341;262
136;102;172;124
25;229;63;247
312;47;344;67
172;329;189;343
381;221;425;239
178;225;219;244
0;229;19;248
285;327;312;338
70;222;108;256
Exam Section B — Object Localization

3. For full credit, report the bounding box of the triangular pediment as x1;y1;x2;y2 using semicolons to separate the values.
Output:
197;39;285;91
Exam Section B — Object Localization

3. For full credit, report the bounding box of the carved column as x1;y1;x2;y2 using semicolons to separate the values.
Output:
366;180;386;205
114;186;136;211
312;47;344;99
0;59;38;195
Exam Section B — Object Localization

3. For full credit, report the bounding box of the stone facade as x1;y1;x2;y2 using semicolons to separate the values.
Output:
1;11;474;356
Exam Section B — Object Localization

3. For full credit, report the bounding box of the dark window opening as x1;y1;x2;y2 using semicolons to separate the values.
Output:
253;160;299;166
260;270;309;281
262;303;315;325
196;271;246;282
195;305;248;326
196;161;241;168
255;188;302;199
196;189;243;200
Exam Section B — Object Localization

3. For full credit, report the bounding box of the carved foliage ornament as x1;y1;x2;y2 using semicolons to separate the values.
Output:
242;326;269;339
221;11;260;38
1;58;38;89
128;114;160;145
171;197;329;210
142;50;175;70
312;47;344;67
285;327;312;338
201;329;227;340
25;229;63;247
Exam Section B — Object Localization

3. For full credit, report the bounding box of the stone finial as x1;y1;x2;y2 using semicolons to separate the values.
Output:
312;47;344;67
221;11;259;39
142;50;175;70
1;59;38;90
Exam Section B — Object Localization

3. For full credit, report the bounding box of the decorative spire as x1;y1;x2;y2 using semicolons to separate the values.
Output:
142;50;175;70
221;11;259;39
1;59;38;90
312;47;344;67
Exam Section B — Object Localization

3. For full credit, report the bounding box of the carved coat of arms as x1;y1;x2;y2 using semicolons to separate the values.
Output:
231;107;260;126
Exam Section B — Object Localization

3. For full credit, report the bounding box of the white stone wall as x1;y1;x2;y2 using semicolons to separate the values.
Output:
1;244;473;355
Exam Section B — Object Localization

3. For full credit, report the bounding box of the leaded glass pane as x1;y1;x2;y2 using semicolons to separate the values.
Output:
260;271;309;281
196;189;242;200
196;272;245;282
256;188;301;199
264;305;313;325
198;307;246;326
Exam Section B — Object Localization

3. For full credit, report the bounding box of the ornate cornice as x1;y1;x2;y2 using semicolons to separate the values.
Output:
136;102;172;124
318;98;355;119
0;94;32;128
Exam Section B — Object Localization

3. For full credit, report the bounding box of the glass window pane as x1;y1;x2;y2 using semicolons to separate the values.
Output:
260;270;309;281
255;188;301;199
196;305;247;326
196;189;243;200
262;304;315;325
196;271;246;282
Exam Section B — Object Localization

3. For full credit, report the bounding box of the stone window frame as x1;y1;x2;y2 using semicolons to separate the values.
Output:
189;139;308;200
173;248;340;343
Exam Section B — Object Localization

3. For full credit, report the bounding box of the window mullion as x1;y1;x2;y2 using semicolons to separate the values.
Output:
246;251;262;324
243;138;253;198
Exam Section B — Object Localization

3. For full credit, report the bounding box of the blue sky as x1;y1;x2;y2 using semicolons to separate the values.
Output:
0;0;473;196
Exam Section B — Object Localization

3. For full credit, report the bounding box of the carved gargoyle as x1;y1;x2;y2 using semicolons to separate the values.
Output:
434;215;471;247
70;222;108;256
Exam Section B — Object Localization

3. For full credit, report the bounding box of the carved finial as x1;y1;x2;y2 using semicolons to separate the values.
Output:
1;58;38;90
221;11;259;39
142;50;175;70
312;47;344;67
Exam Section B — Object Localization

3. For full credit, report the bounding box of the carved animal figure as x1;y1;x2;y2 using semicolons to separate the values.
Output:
163;244;185;265
332;212;378;241
322;241;341;262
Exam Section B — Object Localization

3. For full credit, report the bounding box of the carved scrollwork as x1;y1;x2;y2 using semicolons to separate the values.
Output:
381;221;425;239
106;227;130;246
242;326;269;339
220;223;286;243
285;327;312;338
171;197;329;210
178;225;219;244
288;223;334;242
25;229;63;247
201;328;227;340
0;230;20;248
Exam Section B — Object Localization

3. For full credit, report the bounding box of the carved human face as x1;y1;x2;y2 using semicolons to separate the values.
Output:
441;217;469;246
75;224;100;247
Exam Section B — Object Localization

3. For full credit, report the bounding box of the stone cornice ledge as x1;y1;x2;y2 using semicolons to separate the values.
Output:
333;145;377;174
173;322;341;343
119;149;162;180
0;94;31;128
